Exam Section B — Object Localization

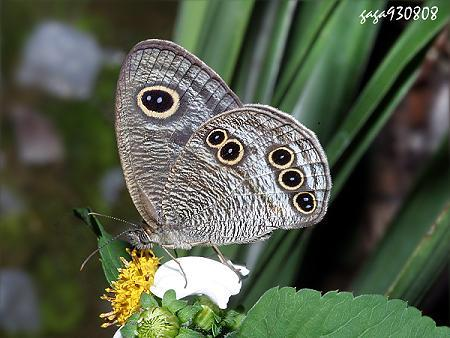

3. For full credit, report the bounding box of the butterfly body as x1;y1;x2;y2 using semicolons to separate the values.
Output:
116;40;331;250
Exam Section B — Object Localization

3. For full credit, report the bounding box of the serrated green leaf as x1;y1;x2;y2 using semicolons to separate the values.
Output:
140;292;159;309
162;289;188;314
238;287;450;337
177;303;203;324
73;207;130;285
176;327;205;338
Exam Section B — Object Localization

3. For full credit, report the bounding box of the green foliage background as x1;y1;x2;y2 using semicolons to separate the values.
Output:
1;0;449;337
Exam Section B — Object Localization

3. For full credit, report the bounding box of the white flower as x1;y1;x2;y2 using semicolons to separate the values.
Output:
113;327;123;338
150;256;249;309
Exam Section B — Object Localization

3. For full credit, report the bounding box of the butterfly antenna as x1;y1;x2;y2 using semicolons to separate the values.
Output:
88;212;140;228
161;245;188;288
80;228;132;271
80;247;101;271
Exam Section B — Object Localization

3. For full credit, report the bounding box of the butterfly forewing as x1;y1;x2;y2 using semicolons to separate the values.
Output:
116;40;242;225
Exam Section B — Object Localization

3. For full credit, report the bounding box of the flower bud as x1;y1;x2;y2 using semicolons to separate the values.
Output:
137;307;180;338
221;309;246;331
193;296;221;332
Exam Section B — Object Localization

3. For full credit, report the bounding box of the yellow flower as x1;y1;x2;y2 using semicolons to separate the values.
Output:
100;248;159;328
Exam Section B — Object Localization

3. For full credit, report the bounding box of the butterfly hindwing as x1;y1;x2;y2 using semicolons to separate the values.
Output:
160;105;331;246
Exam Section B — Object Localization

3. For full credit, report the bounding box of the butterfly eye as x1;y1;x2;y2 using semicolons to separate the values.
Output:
137;85;180;119
217;139;244;165
206;129;228;148
268;147;294;169
293;192;316;214
278;168;304;190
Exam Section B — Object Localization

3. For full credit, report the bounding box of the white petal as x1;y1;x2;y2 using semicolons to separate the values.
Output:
113;327;123;338
150;256;249;309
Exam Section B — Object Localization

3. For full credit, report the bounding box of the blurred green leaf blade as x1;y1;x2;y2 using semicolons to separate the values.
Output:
238;230;310;309
282;0;384;142
273;0;337;105
252;0;297;103
386;203;450;303
326;0;450;166
331;66;420;199
193;0;255;83
173;0;211;53
352;139;450;302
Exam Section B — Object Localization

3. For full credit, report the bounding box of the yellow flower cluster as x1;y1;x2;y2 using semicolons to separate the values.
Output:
100;249;159;327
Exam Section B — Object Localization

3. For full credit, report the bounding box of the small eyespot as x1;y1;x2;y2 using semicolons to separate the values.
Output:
293;192;316;214
137;85;180;119
268;147;295;169
206;129;228;148
278;168;304;190
218;139;244;165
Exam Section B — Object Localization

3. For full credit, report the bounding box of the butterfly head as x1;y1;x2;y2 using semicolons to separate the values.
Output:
124;219;161;249
124;228;154;249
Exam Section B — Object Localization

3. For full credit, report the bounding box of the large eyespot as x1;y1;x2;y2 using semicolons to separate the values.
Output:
268;147;295;169
293;192;316;214
137;85;180;119
218;139;244;165
278;168;304;190
206;129;228;148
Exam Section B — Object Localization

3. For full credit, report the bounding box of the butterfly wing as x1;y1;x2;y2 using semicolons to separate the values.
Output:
115;40;242;225
161;105;332;247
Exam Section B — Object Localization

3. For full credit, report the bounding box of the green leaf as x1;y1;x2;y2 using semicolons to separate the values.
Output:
281;0;384;142
238;287;450;337
272;0;337;105
73;207;130;285
221;309;246;331
162;289;188;314
386;203;450;303
251;0;297;104
352;140;450;303
232;0;296;102
173;0;211;53
176;327;205;338
177;304;203;324
326;0;450;166
121;312;139;338
329;65;420;199
194;0;255;83
140;292;159;309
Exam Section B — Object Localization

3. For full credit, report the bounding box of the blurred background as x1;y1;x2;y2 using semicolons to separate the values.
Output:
1;0;448;337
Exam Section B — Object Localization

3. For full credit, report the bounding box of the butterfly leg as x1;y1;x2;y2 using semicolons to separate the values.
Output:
161;245;188;288
212;245;245;280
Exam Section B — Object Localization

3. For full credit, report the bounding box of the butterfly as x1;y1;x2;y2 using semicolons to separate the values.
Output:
115;39;331;251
